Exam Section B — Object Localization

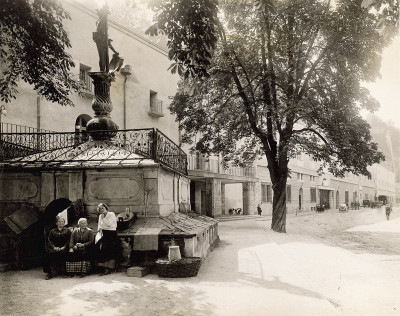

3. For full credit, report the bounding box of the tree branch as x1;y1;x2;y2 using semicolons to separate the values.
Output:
292;127;328;145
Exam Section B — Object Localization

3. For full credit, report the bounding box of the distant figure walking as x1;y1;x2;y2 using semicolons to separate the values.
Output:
257;204;262;216
385;204;392;220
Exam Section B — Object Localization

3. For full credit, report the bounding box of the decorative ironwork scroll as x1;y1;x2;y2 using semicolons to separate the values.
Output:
155;130;187;175
0;129;187;175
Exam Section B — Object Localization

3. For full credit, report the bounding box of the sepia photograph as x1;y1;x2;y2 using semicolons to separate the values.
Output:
0;0;399;315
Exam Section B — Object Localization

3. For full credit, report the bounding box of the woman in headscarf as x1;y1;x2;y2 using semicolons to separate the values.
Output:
44;216;71;280
96;203;119;275
66;218;94;277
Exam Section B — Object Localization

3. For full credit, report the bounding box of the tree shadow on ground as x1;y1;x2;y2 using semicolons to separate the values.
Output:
239;274;328;302
41;278;214;316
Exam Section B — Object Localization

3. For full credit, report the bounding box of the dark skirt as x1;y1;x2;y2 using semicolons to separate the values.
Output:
43;250;68;275
96;230;119;263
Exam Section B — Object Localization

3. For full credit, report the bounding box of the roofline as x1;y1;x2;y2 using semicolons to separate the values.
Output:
63;0;169;56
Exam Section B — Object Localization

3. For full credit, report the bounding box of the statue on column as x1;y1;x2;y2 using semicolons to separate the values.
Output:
87;4;122;141
92;5;124;73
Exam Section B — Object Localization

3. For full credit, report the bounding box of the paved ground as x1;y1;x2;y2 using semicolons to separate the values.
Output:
1;207;400;316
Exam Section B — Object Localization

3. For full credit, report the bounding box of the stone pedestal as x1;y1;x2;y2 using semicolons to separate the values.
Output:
86;72;118;141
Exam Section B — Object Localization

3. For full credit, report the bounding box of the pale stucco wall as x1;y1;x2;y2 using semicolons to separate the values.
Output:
2;1;180;145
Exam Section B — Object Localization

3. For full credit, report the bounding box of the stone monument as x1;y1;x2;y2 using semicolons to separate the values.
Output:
86;4;123;141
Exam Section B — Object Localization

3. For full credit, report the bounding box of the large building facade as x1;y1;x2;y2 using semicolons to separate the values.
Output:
1;0;181;143
255;154;395;216
0;0;395;219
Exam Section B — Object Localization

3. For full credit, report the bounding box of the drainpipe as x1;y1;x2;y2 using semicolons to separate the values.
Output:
36;95;41;150
36;95;41;130
123;76;127;130
120;65;132;130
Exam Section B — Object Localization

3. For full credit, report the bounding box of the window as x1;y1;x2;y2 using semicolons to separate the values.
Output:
267;185;272;202
310;187;316;202
149;90;164;117
74;114;92;145
261;183;272;203
345;191;349;204
286;185;291;203
79;64;93;95
297;173;303;180
310;175;316;182
261;183;267;202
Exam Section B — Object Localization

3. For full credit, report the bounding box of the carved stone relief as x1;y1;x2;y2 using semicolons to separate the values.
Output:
88;177;141;200
0;179;38;201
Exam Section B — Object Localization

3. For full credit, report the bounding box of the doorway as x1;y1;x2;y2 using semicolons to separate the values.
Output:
320;189;330;209
298;188;303;210
336;191;339;208
201;190;207;216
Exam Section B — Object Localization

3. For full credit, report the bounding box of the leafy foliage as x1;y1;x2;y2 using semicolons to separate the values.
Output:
149;0;397;232
362;0;399;39
146;0;219;78
0;0;80;106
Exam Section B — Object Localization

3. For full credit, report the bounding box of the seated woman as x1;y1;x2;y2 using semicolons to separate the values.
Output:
96;203;119;275
66;218;94;277
44;216;71;280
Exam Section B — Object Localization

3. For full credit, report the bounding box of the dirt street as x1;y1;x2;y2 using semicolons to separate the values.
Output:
1;207;400;316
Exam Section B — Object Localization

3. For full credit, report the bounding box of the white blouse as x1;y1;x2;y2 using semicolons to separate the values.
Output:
98;211;117;231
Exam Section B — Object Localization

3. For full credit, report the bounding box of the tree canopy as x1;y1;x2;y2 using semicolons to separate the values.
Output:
0;0;80;106
148;0;396;232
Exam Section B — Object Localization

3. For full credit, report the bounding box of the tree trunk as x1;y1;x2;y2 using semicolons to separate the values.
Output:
271;176;287;233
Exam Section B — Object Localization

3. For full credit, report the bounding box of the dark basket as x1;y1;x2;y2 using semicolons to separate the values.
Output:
116;213;136;231
156;257;202;278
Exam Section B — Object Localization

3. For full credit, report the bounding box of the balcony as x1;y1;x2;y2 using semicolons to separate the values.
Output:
187;155;256;179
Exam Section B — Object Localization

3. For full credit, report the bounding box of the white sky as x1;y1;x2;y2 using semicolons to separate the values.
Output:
364;35;400;127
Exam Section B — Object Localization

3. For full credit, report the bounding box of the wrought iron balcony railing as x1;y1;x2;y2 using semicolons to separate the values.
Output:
187;155;255;178
0;128;187;175
0;123;55;134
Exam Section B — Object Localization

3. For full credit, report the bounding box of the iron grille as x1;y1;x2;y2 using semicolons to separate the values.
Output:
0;128;187;175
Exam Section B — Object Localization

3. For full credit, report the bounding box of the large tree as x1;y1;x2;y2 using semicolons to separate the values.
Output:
147;0;397;232
0;0;80;106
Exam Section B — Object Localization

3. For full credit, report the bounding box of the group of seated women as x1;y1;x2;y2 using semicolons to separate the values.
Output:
43;203;119;279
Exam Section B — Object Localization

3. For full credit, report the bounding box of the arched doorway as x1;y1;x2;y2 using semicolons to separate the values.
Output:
74;114;92;145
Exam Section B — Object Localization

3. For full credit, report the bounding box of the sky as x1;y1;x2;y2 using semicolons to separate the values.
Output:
365;34;400;128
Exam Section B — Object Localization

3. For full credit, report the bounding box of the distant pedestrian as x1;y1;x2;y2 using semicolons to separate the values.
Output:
385;204;392;220
257;204;262;216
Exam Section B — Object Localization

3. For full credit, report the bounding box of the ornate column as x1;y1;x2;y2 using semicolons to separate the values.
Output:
86;72;118;141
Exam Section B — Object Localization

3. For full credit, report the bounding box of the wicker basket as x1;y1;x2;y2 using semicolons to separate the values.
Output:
156;257;202;278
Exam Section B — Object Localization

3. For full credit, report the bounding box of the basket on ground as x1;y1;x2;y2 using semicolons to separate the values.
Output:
156;257;202;278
